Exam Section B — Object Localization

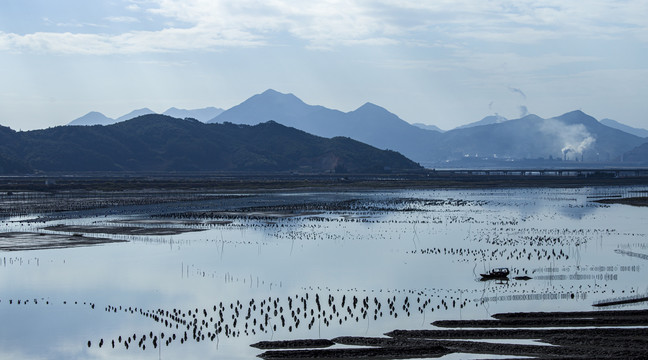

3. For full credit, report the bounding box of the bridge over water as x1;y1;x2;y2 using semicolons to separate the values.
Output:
435;168;648;177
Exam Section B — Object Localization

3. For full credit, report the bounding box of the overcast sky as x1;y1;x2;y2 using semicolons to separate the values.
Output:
1;0;647;131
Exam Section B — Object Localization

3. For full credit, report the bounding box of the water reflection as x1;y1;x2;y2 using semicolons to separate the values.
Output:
0;186;647;359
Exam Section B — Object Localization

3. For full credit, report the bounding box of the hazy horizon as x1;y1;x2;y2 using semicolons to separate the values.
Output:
4;89;647;134
1;1;647;131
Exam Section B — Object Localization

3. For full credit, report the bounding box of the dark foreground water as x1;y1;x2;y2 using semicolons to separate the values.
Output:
1;186;647;359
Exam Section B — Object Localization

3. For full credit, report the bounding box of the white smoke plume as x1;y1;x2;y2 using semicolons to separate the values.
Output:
508;86;527;100
539;119;596;160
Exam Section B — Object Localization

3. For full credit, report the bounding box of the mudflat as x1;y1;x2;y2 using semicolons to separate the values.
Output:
44;224;207;236
0;232;125;251
254;309;648;359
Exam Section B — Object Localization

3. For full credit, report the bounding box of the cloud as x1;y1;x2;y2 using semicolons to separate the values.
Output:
1;31;111;55
1;0;646;55
42;17;106;29
126;2;141;12
0;26;262;55
126;59;191;67
145;0;404;49
105;16;140;23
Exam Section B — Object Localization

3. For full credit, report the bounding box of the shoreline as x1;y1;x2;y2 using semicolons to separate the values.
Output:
1;172;648;192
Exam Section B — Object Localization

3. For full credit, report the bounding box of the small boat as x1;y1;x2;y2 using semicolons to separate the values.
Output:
480;267;510;280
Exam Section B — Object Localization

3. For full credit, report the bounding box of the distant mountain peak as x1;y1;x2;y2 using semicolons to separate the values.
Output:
114;108;156;123
564;109;587;117
553;110;598;126
130;107;154;113
163;106;224;122
520;114;543;121
67;111;113;126
251;89;306;106
555;110;593;120
358;101;379;108
454;114;508;130
353;102;391;114
261;88;283;96
259;89;300;100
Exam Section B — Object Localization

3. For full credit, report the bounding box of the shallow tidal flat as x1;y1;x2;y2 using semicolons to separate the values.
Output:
0;231;125;251
44;224;207;236
1;185;647;359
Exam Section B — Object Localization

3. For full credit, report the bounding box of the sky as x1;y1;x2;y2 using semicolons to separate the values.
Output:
1;0;647;131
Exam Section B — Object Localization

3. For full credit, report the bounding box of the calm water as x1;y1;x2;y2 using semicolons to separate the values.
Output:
1;186;647;359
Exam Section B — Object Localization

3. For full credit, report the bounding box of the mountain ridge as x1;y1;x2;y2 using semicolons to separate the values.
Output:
209;89;442;162
162;107;224;121
453;114;508;130
68;106;224;126
601;118;648;138
208;90;645;166
114;108;155;123
412;123;445;132
54;89;648;167
1;114;421;174
68;111;114;126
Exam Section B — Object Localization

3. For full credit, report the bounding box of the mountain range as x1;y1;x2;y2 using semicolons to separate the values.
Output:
68;107;224;126
12;88;648;173
68;90;648;142
0;116;420;174
429;112;645;164
208;90;441;163
202;90;647;167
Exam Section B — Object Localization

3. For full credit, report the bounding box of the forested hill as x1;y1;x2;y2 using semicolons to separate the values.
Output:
0;115;421;174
